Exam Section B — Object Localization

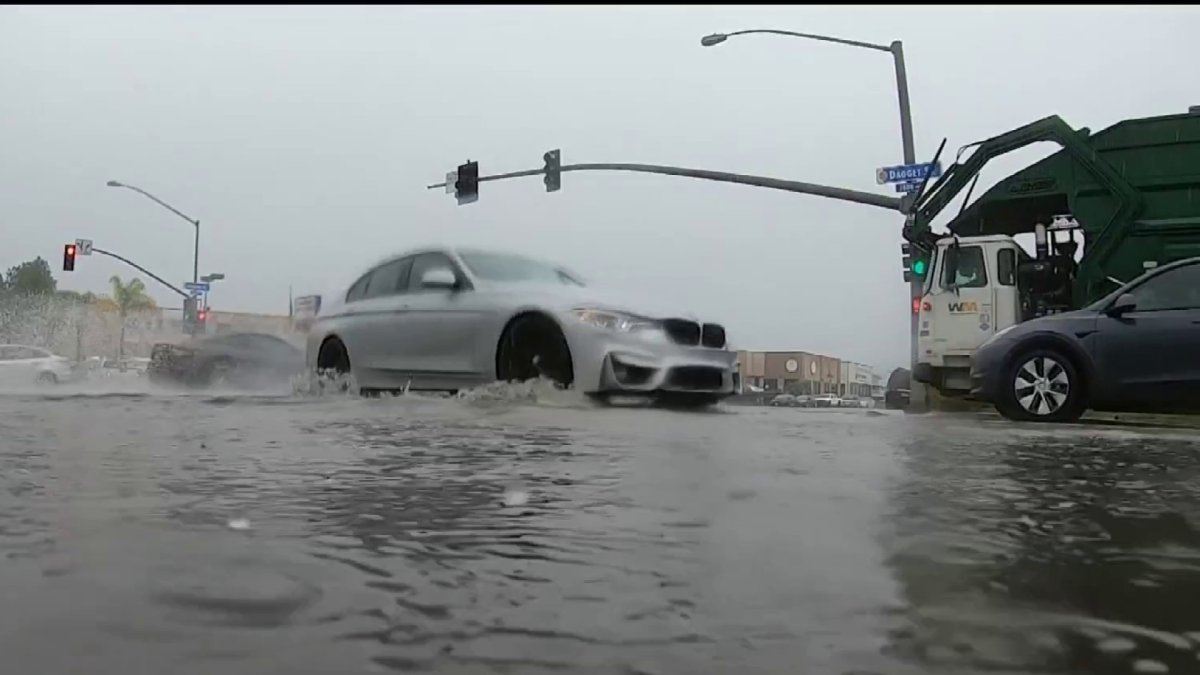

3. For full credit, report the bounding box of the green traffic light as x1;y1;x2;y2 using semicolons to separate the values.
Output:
912;259;927;276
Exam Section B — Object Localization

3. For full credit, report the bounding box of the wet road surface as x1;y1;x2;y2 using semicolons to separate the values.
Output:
2;382;1200;674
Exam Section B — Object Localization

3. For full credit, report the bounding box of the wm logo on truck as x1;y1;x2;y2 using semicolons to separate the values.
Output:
947;301;979;313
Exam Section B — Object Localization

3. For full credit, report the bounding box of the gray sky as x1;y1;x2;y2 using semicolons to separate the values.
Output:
2;5;1196;371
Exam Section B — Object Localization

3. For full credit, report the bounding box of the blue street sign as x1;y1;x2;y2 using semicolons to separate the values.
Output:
876;162;943;185
895;181;923;193
184;281;210;292
189;289;203;298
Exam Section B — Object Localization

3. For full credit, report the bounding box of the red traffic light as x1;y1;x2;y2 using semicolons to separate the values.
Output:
911;297;922;314
63;244;77;271
196;309;207;322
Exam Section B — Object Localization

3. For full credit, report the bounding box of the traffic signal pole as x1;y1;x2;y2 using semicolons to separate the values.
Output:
90;247;190;299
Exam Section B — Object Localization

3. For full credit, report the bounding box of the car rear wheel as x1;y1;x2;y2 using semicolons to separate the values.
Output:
496;314;574;388
996;348;1086;423
36;371;57;385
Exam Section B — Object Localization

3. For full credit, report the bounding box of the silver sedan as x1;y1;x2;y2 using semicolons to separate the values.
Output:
305;247;737;406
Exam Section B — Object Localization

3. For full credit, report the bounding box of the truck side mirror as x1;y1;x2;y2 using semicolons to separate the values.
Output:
1107;292;1137;316
944;245;959;286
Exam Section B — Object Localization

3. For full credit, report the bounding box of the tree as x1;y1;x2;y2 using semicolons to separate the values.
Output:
104;275;158;360
2;257;57;295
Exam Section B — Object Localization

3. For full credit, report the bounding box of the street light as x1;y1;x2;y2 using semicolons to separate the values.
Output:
106;180;202;285
700;27;923;408
698;29;914;165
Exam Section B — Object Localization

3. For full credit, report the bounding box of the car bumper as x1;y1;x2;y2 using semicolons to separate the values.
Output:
969;340;1012;402
565;323;737;397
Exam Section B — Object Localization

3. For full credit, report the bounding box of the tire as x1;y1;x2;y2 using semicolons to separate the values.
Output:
36;371;58;385
496;314;574;388
996;347;1086;423
316;338;353;393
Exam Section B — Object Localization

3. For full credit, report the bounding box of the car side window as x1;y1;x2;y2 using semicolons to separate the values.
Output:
364;258;413;300
345;273;372;303
406;253;459;293
1128;263;1200;312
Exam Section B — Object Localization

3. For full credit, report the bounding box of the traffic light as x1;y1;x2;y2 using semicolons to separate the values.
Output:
182;297;198;334
197;308;208;325
63;243;77;272
543;149;561;192
901;242;930;282
454;160;479;205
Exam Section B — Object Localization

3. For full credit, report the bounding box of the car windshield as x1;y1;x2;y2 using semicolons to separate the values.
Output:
459;252;585;287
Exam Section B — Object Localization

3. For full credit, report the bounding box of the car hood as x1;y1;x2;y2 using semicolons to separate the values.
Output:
1007;308;1100;339
484;281;705;322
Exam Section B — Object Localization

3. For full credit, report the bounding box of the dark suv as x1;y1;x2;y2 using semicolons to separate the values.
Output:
971;257;1200;422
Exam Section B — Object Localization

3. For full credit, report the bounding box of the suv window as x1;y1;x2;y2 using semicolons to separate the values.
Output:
941;245;988;289
1128;262;1200;312
364;257;412;300
407;253;460;293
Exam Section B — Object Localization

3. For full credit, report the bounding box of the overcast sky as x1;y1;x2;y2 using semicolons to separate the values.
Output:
2;5;1196;370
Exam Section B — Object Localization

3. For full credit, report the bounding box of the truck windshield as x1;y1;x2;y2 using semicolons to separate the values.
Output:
941;245;988;289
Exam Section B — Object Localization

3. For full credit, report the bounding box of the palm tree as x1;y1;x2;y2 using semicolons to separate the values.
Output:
104;275;157;360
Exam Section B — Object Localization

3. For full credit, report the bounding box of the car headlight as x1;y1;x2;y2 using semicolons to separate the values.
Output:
572;309;659;333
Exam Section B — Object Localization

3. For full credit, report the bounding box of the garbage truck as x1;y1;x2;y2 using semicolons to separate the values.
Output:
904;107;1200;397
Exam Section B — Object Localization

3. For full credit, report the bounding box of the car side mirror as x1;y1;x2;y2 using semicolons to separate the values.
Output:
1107;292;1137;316
420;267;459;291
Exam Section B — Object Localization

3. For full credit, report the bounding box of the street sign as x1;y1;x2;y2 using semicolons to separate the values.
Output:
189;289;204;298
876;162;943;185
184;281;210;292
444;171;455;195
75;238;93;256
895;181;923;193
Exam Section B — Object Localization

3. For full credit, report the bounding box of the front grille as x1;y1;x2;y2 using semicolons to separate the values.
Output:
662;318;700;346
701;323;726;349
668;366;725;391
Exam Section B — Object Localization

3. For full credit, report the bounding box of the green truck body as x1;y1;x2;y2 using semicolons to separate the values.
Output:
913;109;1200;305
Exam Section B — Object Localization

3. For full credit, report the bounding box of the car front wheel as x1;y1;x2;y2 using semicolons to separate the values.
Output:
996;348;1086;423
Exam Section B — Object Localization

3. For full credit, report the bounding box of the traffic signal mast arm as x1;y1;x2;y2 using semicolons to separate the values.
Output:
428;161;903;212
91;247;190;299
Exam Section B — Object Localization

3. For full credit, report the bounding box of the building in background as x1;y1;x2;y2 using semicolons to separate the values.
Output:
736;350;885;400
736;350;842;395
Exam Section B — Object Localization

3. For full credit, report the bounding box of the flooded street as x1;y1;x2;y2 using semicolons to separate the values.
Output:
2;386;1200;674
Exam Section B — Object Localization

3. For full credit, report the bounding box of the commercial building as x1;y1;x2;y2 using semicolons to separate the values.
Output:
737;350;885;400
736;350;841;395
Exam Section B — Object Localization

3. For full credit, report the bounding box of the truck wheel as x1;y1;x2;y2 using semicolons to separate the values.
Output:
997;348;1086;423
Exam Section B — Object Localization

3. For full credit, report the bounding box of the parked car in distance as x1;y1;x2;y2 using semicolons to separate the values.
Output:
885;388;910;410
812;394;841;408
769;394;797;407
149;333;305;389
0;344;73;385
971;256;1200;422
306;246;738;408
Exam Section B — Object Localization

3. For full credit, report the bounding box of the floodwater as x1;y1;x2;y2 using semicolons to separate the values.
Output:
2;379;1200;675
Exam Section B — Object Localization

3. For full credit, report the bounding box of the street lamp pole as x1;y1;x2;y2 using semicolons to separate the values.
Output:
106;180;201;285
701;28;925;410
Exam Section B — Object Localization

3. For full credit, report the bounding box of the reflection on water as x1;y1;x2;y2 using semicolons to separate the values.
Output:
885;421;1200;674
2;384;1199;674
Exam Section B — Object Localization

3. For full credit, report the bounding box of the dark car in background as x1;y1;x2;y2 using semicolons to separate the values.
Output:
149;332;305;389
971;257;1200;422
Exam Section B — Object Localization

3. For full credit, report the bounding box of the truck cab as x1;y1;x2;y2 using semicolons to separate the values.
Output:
915;216;1084;395
915;235;1027;394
